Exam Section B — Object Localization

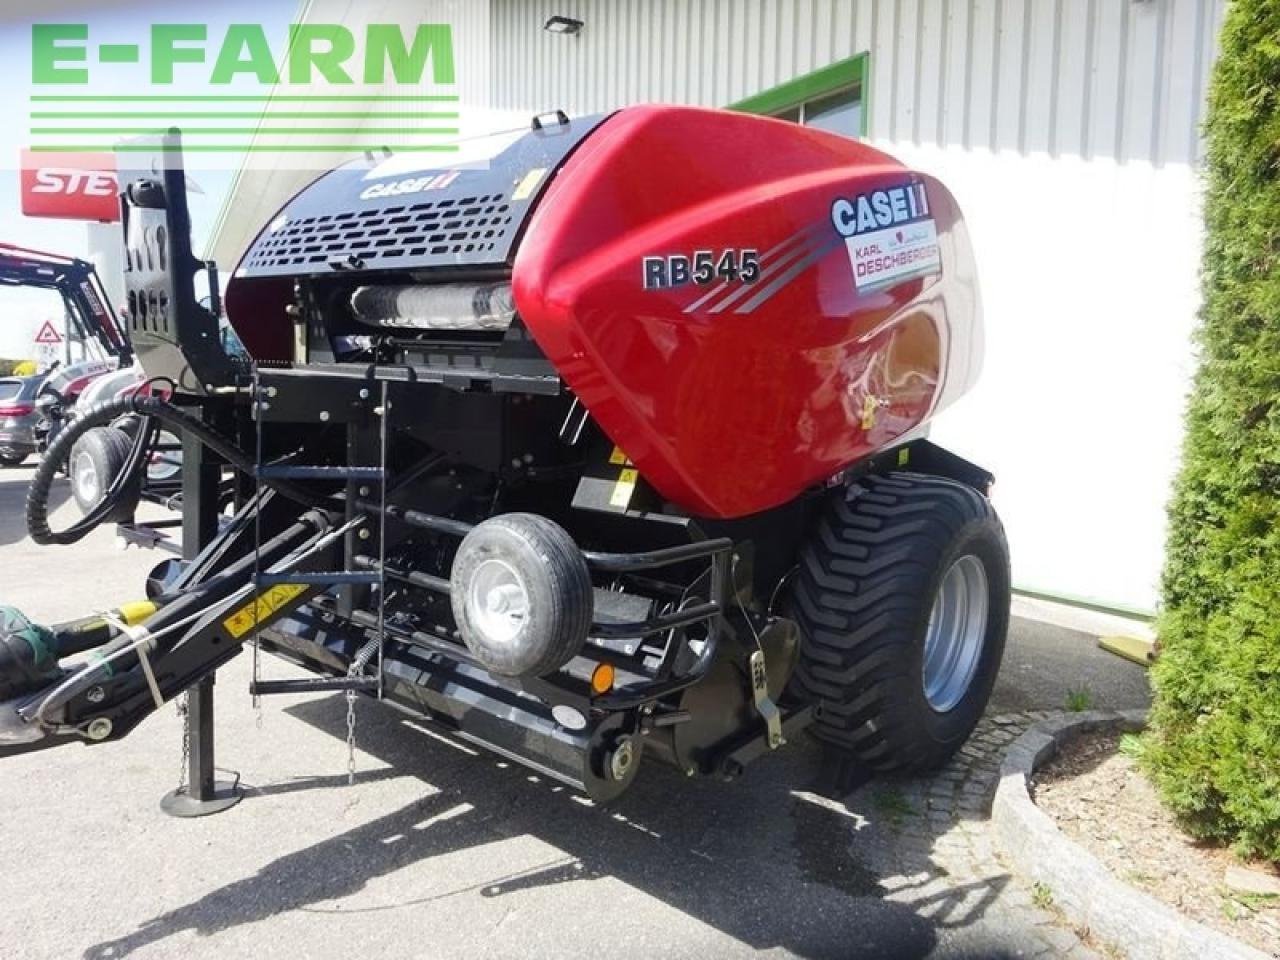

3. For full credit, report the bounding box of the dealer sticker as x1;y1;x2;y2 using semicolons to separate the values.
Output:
846;219;940;291
830;182;941;291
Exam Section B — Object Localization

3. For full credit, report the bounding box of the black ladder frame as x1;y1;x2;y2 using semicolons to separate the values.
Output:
247;375;388;700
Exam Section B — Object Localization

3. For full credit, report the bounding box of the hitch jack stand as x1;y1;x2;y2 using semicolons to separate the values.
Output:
160;420;243;818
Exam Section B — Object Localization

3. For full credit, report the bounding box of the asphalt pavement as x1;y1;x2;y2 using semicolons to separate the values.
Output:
0;461;1150;960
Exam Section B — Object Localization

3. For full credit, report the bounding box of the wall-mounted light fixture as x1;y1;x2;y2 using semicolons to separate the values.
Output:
544;15;584;36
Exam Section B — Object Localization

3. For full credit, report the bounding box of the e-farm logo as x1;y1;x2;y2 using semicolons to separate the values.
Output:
28;23;460;157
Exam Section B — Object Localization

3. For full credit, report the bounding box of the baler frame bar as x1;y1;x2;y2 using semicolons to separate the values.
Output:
2;425;743;748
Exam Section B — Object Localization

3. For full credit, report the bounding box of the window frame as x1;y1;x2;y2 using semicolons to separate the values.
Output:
728;52;871;138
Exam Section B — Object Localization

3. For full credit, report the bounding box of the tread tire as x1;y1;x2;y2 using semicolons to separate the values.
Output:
69;425;132;519
791;472;1011;773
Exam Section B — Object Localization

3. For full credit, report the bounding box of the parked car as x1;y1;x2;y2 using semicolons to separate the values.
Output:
0;375;42;465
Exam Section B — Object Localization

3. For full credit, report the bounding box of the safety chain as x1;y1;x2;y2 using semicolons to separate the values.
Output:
345;683;358;786
251;366;264;731
176;691;190;792
345;637;381;785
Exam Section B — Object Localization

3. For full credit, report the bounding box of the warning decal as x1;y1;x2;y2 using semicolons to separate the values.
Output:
610;468;638;509
33;320;62;344
511;167;547;201
222;583;308;638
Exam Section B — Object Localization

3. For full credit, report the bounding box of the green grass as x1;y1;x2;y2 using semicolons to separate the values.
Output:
1031;881;1055;910
1064;687;1093;712
872;787;915;828
1223;889;1280;915
1124;868;1156;887
1118;733;1147;762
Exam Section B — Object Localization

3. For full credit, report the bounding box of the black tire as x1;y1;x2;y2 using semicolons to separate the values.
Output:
69;426;133;518
0;450;27;467
450;513;593;678
112;416;180;485
791;472;1011;773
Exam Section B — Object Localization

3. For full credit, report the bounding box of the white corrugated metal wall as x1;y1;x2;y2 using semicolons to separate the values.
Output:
866;0;1218;164
491;0;1219;163
491;0;1223;611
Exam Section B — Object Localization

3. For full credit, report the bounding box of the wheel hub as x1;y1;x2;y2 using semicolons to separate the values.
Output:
922;554;989;712
73;450;100;505
467;558;529;644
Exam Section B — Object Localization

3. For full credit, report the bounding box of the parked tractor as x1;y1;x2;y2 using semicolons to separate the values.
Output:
0;106;1009;800
0;245;130;466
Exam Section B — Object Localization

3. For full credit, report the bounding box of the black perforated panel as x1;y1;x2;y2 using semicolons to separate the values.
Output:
119;133;241;395
244;193;514;272
235;113;610;279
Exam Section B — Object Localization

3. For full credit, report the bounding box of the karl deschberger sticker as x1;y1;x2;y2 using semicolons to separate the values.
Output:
830;182;941;291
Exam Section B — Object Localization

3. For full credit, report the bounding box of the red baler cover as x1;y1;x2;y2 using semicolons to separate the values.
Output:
515;105;982;518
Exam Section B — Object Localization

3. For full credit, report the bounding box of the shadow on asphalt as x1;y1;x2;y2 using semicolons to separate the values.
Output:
84;695;1033;960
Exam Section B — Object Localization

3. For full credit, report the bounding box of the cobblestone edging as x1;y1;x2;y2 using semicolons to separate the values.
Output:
847;711;1103;958
990;710;1271;960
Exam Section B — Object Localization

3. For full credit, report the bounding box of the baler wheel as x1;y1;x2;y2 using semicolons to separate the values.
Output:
790;473;1010;772
450;513;593;678
69;426;134;520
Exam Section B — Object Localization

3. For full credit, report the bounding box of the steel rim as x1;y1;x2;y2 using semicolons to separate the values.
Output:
147;430;181;483
467;557;529;645
922;554;989;712
72;450;100;505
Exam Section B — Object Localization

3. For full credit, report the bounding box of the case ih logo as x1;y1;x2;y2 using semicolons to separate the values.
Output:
19;150;119;222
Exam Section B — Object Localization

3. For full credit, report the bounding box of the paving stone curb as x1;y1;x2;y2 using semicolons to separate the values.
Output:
991;709;1271;960
844;711;1102;957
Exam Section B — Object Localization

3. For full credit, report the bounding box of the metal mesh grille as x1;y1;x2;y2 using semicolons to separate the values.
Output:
245;193;514;270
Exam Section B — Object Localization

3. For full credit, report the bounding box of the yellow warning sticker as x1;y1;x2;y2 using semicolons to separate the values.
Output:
610;468;639;509
608;445;632;466
222;583;308;639
512;167;547;201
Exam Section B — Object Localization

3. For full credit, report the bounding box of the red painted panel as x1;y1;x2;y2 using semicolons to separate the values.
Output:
514;105;980;518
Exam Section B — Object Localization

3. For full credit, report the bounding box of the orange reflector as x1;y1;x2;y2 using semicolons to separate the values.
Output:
590;663;615;695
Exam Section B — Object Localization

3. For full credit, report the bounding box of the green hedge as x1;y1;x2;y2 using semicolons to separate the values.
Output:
1145;0;1280;863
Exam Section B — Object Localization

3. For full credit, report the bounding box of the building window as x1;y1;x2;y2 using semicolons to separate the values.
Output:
779;85;862;136
730;53;869;139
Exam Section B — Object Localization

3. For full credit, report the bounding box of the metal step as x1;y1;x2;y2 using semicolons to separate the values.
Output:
249;676;379;696
255;571;382;586
257;465;385;480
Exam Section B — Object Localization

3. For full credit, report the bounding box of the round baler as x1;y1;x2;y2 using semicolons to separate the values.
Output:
3;105;1009;802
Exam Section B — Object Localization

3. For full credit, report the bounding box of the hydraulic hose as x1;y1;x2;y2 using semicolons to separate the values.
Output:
25;394;318;546
25;399;153;546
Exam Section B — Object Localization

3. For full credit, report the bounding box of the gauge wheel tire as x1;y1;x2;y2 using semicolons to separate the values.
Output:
0;450;27;467
69;425;134;519
113;415;181;486
790;472;1011;773
450;513;593;679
